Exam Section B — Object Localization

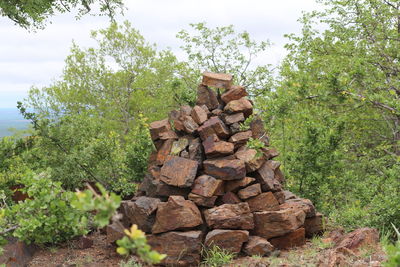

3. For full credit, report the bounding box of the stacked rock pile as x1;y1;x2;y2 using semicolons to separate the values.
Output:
109;72;324;266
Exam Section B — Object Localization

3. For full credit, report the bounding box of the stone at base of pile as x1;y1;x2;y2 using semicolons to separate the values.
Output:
148;231;203;266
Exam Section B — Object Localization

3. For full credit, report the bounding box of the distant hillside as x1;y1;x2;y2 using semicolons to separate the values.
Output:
0;108;29;137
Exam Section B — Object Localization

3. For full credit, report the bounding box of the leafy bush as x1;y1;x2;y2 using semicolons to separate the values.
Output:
246;137;266;157
71;183;121;228
6;171;88;244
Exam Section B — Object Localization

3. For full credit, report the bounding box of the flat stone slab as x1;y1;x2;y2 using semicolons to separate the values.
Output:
203;158;246;180
204;202;254;230
269;228;306;250
237;183;262;200
149;118;171;140
224;97;253;117
152;196;203;234
225;177;256;192
205;229;249;253
246;192;280;212
202;72;233;89
121;197;161;233
253;208;306;239
243;236;274;256
221;85;248;103
148;231;203;266
198;117;230;141
160;155;198;188
191;175;224;197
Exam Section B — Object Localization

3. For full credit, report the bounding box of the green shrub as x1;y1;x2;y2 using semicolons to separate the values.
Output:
71;183;121;228
246;137;266;157
6;171;88;244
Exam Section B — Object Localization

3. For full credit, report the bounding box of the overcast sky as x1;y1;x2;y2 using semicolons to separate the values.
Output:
0;0;322;108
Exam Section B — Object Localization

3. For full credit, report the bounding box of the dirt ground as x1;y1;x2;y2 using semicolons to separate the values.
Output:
26;230;387;267
28;231;125;267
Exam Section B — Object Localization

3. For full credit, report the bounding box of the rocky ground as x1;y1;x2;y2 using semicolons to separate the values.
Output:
2;227;386;267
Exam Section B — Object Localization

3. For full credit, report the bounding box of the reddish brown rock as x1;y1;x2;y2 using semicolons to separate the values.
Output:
280;198;316;218
283;190;297;200
224;97;253;117
255;161;282;192
203;135;234;158
159;130;178;140
250;117;269;145
221;85;248;103
191;105;208;125
220;191;242;204
121;197;161;233
243;236;274;256
200;104;211;115
229;122;241;135
223;112;245;125
304;212;324;238
225;177;256;192
204;202;254;230
106;221;125;243
204;229;249;253
211;108;223;116
182;115;199;134
191;175;224;197
169;110;185;132
335;228;379;254
202;72;233;89
237;183;261;200
235;146;265;172
148;231;203;266
155;139;174;165
246;192;280;212
197;85;219;110
179;105;191;114
262;147;279;159
0;238;37;267
160;156;198;188
149;118;171;140
188;138;204;167
180;150;189;158
203;158;246;180
152;196;203;234
229;130;252;147
269;228;306;250
198;117;230;140
275;168;285;184
188;193;217;207
273;191;286;204
174;120;186;132
266;160;285;184
140;170;192;198
253;208;306;239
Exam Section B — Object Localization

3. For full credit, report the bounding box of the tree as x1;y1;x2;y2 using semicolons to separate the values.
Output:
261;0;400;232
0;0;124;30
177;22;274;97
18;21;193;196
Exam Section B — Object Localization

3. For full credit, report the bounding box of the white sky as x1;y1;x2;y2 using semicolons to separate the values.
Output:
0;0;322;108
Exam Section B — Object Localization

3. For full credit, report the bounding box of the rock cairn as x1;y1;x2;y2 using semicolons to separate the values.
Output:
111;72;324;266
